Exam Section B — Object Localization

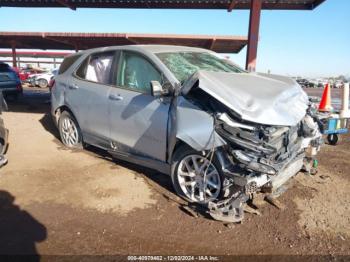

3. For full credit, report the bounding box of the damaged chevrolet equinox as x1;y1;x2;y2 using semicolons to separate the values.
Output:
51;45;322;222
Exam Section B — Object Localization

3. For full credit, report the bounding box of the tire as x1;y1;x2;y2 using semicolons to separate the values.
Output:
58;111;83;148
171;145;224;204
327;134;338;145
38;78;48;88
0;142;4;155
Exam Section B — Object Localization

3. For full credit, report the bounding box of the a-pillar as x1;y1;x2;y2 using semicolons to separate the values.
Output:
245;0;262;72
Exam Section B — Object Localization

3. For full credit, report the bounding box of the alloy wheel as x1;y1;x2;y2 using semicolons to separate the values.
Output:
177;154;221;203
61;117;79;146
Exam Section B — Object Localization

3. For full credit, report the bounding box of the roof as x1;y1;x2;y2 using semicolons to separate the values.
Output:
0;32;247;53
0;0;325;10
73;45;225;57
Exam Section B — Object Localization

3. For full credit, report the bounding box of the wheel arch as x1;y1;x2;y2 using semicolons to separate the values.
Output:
54;105;78;126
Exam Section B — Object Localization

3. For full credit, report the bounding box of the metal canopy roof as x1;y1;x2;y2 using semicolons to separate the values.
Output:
0;51;71;58
0;0;325;10
0;32;248;53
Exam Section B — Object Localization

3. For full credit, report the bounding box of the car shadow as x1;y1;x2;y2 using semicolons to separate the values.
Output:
5;88;50;114
39;112;61;141
83;146;212;219
0;190;47;259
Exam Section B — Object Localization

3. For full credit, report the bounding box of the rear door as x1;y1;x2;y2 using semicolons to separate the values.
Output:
0;64;19;91
65;51;117;147
108;50;170;161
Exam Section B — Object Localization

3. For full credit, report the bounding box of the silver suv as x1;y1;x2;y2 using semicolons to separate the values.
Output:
51;45;322;222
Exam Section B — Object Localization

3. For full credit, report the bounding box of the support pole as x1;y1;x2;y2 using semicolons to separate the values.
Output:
11;41;17;68
245;0;262;72
74;43;79;53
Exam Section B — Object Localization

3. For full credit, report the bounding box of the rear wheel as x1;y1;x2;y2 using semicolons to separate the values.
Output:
327;134;338;145
171;146;223;204
58;111;82;148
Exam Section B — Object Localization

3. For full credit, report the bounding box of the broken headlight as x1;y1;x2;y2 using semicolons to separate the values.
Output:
232;150;277;175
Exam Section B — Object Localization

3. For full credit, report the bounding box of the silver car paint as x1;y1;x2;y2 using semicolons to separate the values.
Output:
182;70;309;126
108;87;170;161
175;96;226;151
52;45;311;170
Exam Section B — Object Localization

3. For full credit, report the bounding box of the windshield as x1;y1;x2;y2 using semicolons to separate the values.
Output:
156;52;245;83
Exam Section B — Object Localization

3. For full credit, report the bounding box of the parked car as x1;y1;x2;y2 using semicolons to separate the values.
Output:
0;62;23;99
51;45;322;222
29;69;59;88
0;92;8;167
17;68;46;83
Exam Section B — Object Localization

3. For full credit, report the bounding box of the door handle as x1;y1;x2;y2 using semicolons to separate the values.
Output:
68;84;79;90
109;94;123;101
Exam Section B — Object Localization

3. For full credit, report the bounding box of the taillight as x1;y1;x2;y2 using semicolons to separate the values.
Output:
49;79;55;91
16;83;23;92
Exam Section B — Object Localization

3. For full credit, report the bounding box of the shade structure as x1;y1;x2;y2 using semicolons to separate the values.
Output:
0;32;247;53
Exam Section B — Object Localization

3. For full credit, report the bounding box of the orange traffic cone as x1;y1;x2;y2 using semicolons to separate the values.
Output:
319;83;333;112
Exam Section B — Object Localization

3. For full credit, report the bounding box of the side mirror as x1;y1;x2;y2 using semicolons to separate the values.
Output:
151;81;164;97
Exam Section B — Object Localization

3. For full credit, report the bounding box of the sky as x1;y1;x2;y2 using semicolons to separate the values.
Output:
0;0;349;78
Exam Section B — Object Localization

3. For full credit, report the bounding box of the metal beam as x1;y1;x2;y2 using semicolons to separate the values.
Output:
227;1;236;12
245;0;262;72
0;1;326;10
55;0;76;10
11;41;17;68
208;38;216;50
0;59;62;65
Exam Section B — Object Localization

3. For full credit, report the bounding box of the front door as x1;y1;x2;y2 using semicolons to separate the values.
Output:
108;51;170;161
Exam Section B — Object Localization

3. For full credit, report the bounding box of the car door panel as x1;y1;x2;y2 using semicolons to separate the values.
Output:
66;78;111;144
64;51;116;147
108;87;169;161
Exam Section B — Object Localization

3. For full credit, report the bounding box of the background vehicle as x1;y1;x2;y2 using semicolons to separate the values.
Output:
29;69;59;88
0;62;23;99
51;45;322;222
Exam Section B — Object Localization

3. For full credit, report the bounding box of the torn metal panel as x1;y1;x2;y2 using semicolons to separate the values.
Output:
175;96;226;151
182;70;309;126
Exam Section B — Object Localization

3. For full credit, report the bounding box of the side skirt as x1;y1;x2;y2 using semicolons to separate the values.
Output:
108;150;171;175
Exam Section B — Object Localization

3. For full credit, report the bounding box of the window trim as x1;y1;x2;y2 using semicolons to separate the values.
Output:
72;50;119;87
114;50;166;95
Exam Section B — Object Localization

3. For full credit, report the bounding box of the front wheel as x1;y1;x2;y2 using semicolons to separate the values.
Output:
58;111;82;148
171;146;224;204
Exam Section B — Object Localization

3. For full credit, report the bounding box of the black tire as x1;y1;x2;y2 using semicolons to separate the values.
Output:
327;134;338;145
0;142;4;155
58;111;83;148
38;78;48;88
171;145;224;204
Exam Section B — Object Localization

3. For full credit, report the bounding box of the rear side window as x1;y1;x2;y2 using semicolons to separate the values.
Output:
75;52;115;85
59;54;82;74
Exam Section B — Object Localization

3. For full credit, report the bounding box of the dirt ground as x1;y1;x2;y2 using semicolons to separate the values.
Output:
0;87;349;258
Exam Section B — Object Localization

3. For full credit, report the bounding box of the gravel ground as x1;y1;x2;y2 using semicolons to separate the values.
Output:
0;87;349;258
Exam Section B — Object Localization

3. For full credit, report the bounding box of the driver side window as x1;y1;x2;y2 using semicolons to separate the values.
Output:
117;51;162;94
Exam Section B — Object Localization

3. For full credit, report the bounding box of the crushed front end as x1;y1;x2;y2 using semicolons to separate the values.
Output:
208;103;323;222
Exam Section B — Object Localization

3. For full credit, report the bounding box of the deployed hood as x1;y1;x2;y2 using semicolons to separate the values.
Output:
182;71;309;126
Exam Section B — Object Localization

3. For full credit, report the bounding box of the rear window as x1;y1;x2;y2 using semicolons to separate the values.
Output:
0;63;11;72
58;54;82;74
